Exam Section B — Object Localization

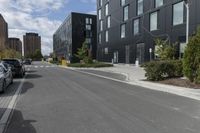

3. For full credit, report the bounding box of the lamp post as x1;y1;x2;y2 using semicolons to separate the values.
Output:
184;0;190;44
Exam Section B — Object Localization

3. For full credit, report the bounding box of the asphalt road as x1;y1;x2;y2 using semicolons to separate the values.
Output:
5;62;200;133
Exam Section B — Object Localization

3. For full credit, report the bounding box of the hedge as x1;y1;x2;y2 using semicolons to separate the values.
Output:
143;60;183;81
68;62;113;68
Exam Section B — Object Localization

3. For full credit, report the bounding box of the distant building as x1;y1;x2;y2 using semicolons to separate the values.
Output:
7;38;22;56
0;14;8;50
53;12;97;63
23;33;41;57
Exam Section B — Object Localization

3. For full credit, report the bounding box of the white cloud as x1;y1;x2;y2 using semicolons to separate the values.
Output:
0;0;64;55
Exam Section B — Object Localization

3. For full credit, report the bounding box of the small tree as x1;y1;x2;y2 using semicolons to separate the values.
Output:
154;39;176;60
75;42;88;60
0;49;21;59
75;42;93;64
183;27;200;83
32;49;43;60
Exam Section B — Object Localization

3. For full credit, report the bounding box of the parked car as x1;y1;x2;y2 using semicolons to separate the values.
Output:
0;63;13;93
2;59;25;78
23;59;32;65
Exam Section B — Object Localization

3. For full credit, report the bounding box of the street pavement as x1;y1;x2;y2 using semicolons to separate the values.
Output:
3;62;200;133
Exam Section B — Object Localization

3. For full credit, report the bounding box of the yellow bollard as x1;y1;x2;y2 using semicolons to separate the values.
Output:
62;60;67;66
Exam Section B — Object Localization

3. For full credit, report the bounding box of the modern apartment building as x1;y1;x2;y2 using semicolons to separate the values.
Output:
53;12;97;63
97;0;200;64
7;38;22;56
23;33;41;57
0;14;8;50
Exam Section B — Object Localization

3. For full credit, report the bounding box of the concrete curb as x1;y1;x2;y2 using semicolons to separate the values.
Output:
60;66;200;101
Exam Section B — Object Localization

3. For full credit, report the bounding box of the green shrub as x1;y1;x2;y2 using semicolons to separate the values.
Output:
68;62;113;68
183;27;200;83
144;60;183;81
154;39;177;60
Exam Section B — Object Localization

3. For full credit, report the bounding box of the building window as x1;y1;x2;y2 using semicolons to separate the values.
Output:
137;0;143;15
121;24;126;38
90;18;92;24
105;3;109;16
86;38;92;44
105;30;109;42
150;11;158;31
100;20;103;31
98;33;102;44
104;48;108;54
173;1;184;26
121;0;126;6
155;0;163;8
86;18;89;24
123;6;129;21
86;25;91;30
98;9;102;20
107;16;111;28
133;19;139;35
99;0;102;7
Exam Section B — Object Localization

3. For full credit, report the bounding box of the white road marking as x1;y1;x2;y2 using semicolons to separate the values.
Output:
0;73;27;132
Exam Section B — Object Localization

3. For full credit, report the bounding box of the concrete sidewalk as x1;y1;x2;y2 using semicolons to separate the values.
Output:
69;64;200;101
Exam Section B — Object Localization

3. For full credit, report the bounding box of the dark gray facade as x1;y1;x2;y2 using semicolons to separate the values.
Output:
97;0;200;64
53;12;97;63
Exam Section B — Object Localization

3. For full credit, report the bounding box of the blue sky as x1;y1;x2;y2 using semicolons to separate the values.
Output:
49;1;96;21
0;0;97;55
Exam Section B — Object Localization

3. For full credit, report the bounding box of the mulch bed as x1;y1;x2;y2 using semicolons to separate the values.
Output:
156;78;200;89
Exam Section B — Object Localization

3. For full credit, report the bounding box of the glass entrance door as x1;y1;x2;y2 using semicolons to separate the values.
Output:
113;51;119;63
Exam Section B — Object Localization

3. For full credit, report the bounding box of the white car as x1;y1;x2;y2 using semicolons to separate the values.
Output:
0;63;13;93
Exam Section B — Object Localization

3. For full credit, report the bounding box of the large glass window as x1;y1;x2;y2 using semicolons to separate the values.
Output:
123;6;129;21
105;3;109;16
107;16;111;28
98;33;102;44
137;0;143;15
105;30;109;42
155;0;163;8
121;24;126;38
150;11;158;31
173;1;184;26
100;20;103;31
98;9;102;20
134;19;139;35
121;0;126;6
99;0;102;7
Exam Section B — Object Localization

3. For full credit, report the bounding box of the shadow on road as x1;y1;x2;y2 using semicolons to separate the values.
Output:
5;109;37;133
27;70;37;73
0;81;21;97
20;82;34;94
25;74;42;79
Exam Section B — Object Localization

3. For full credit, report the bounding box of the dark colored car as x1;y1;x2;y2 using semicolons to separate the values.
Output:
23;59;32;65
0;63;13;93
2;59;25;78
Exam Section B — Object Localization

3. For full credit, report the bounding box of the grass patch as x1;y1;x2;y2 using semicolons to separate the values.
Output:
68;62;113;68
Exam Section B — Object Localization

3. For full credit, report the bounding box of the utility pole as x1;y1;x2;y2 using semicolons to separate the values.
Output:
184;0;190;44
